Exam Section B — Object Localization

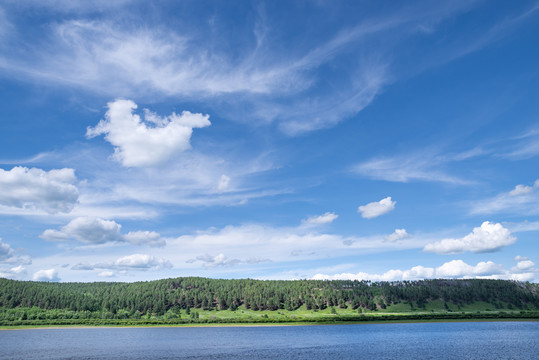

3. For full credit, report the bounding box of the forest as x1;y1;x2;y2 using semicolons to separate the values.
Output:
0;277;538;326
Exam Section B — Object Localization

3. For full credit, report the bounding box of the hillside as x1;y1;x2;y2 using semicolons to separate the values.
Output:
1;277;538;326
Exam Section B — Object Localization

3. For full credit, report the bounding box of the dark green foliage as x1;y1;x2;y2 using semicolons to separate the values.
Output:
0;277;537;325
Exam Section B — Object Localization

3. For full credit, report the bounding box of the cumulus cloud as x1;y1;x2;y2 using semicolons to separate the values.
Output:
358;197;396;219
113;254;172;270
508;257;537;281
40;217;165;247
86;99;211;167
0;167;78;214
385;228;410;242
302;212;338;226
41;217;122;244
435;260;503;277
313;265;435;282
32;269;60;282
312;259;531;281
515;260;535;271
423;221;515;254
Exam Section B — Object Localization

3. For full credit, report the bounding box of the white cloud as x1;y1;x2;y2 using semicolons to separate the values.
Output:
0;2;531;139
40;217;165;247
190;253;270;268
163;219;427;273
33;19;307;96
505;257;537;281
0;238;15;261
0;238;31;267
217;174;231;191
510;184;534;196
470;179;539;216
194;253;241;268
515;260;535;271
503;130;539;159
352;153;469;184
313;265;435;282
277;67;387;135
423;221;515;254
507;221;539;233
302;212;338;225
113;254;172;270
385;228;410;242
0;265;27;280
41;217;122;244
123;231;165;247
312;259;530;281
65;145;282;211
358;197;396;219
87;99;211;167
98;270;115;278
435;260;503;277
32;269;60;282
71;254;172;272
71;262;94;270
0;166;78;214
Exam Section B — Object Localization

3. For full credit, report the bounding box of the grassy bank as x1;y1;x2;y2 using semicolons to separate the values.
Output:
1;305;538;328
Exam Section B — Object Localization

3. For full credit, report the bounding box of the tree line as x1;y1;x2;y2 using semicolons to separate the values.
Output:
0;277;537;318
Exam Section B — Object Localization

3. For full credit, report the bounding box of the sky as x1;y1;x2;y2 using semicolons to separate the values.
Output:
0;0;538;283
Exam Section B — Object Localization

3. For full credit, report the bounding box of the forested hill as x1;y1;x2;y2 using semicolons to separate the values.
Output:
1;277;538;316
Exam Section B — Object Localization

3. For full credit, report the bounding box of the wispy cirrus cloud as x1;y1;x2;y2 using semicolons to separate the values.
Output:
352;152;472;184
469;179;539;216
500;128;539;159
0;1;503;135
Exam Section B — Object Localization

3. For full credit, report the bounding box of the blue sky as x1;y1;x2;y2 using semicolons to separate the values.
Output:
0;0;538;283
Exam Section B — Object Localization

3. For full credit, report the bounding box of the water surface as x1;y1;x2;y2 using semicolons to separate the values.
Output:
1;321;537;359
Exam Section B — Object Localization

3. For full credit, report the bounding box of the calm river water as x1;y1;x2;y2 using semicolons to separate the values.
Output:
1;321;538;359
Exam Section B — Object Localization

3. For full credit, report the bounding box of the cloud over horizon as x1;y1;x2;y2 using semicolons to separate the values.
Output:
423;221;516;254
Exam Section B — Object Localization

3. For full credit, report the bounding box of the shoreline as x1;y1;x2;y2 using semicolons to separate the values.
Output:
2;318;538;330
